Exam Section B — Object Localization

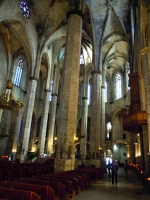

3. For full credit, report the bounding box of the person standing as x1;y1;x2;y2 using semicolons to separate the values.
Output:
112;160;119;185
124;160;129;178
108;161;111;177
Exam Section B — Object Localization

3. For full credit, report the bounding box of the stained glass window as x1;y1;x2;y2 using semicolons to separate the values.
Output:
105;82;107;102
80;54;84;64
14;59;23;87
20;1;30;18
49;80;53;101
116;73;122;99
88;84;91;105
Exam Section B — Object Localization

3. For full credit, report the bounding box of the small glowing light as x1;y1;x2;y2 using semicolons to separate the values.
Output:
54;137;57;141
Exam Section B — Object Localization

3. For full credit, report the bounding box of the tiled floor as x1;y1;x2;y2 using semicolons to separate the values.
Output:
73;167;150;200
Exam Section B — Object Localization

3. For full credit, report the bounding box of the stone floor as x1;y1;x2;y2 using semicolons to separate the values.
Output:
73;167;150;200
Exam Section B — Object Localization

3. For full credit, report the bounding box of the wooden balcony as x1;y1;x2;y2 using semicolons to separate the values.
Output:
123;111;147;132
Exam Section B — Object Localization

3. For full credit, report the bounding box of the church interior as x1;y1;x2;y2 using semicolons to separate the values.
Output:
0;0;150;175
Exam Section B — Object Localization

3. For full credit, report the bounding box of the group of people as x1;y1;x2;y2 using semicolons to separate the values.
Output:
107;159;129;185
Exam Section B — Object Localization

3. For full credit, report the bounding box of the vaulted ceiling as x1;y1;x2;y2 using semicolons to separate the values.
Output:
0;0;131;78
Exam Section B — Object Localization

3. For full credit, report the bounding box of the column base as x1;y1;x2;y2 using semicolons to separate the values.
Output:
54;158;75;172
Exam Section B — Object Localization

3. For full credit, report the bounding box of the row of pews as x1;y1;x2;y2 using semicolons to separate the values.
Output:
0;159;106;200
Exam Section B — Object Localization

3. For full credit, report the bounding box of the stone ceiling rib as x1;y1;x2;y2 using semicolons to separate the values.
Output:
103;6;125;40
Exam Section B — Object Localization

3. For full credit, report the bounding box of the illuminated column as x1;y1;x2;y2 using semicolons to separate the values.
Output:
90;71;101;159
47;67;60;156
80;69;89;160
12;112;22;155
0;109;3;124
126;144;130;161
55;4;83;172
38;89;51;157
20;77;37;161
134;142;138;159
137;133;141;156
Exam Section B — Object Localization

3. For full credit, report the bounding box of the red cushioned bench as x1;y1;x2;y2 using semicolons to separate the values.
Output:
0;170;14;181
22;178;68;200
32;176;75;198
4;181;55;200
43;174;81;193
0;187;40;200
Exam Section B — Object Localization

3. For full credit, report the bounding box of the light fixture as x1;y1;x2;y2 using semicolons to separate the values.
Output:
0;76;24;113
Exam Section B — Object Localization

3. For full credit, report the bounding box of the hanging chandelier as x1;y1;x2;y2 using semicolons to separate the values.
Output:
0;78;24;112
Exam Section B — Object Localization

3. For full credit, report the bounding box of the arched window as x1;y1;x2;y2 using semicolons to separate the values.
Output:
20;1;30;18
14;59;23;87
88;84;91;105
106;122;112;140
105;82;107;102
116;73;121;99
80;54;84;64
49;80;53;101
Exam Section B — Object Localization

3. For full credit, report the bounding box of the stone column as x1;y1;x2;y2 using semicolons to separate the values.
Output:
0;109;3;124
80;96;88;160
46;67;60;156
11;111;22;159
126;144;130;161
20;77;37;161
90;71;101;167
138;6;150;171
80;70;89;160
55;7;83;172
134;142;138;159
100;85;106;167
38;89;51;157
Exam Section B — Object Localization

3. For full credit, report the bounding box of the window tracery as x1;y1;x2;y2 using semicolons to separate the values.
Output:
116;73;122;99
14;59;23;87
20;1;30;18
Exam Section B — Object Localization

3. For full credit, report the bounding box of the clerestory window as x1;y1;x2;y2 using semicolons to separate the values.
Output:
14;59;23;87
49;80;53;101
116;73;122;99
80;54;84;65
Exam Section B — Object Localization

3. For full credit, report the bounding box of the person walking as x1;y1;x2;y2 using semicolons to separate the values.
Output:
112;160;119;185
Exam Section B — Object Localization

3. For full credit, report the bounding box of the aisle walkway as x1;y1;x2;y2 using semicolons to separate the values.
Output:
73;167;150;200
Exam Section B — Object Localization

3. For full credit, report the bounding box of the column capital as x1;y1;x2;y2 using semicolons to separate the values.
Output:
52;93;58;96
91;70;102;75
29;76;38;81
44;89;51;92
82;97;88;100
67;10;84;19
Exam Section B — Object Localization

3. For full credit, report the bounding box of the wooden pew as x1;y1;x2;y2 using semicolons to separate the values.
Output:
0;187;40;200
22;178;69;200
32;176;75;198
4;181;55;200
9;169;25;181
42;174;81;193
0;170;14;181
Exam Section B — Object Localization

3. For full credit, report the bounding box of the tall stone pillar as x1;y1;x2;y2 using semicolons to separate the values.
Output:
90;71;101;167
20;77;37;161
139;5;150;171
55;5;83;172
80;69;89;160
100;84;106;167
12;111;22;157
46;66;60;156
0;109;3;124
38;89;51;157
